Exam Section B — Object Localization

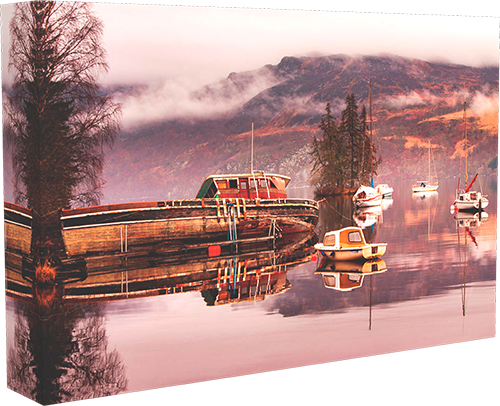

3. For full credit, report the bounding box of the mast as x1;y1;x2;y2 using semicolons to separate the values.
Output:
464;102;468;187
428;140;431;183
369;80;373;188
251;121;254;173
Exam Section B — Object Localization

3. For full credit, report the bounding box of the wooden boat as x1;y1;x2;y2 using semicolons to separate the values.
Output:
412;140;438;192
315;259;387;292
314;226;387;261
5;172;319;258
352;185;382;207
452;102;488;212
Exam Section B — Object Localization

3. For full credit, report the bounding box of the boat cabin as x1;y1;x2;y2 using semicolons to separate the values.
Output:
196;172;290;199
322;226;367;250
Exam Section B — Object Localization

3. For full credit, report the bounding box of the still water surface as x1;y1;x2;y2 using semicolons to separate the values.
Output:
6;178;496;403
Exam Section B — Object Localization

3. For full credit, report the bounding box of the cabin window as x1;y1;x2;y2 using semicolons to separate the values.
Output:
205;182;218;198
240;180;248;190
324;234;336;246
348;231;362;243
260;179;267;188
250;179;257;188
217;180;227;189
269;180;277;189
470;192;477;199
229;179;238;189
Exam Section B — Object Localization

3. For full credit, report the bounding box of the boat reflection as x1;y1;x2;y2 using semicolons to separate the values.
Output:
453;210;489;229
6;232;317;306
381;198;393;211
412;190;438;201
5;231;316;403
315;259;388;292
353;205;382;229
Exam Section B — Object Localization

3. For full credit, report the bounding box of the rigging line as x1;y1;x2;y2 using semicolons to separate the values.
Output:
317;198;352;222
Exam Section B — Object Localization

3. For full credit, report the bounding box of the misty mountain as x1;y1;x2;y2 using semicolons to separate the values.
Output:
4;54;497;204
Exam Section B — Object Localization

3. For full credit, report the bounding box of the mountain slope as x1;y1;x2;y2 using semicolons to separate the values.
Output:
98;54;499;202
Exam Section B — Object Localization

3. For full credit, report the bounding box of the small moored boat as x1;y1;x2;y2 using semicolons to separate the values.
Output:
314;226;387;261
352;185;382;207
412;140;438;193
451;103;488;212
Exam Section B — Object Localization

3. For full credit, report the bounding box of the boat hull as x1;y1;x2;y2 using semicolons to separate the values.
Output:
354;195;383;207
314;242;387;261
59;198;319;257
5;198;319;258
453;198;489;211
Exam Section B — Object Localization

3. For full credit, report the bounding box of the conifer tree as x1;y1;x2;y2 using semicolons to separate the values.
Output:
340;93;361;187
310;97;380;195
310;103;347;193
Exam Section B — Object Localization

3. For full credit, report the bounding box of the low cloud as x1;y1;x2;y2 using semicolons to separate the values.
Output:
380;87;498;115
469;89;498;116
114;70;281;128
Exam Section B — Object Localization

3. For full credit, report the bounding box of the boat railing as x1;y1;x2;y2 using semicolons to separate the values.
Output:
58;197;319;219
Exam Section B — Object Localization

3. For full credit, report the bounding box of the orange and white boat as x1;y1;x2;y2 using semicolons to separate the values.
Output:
314;226;387;261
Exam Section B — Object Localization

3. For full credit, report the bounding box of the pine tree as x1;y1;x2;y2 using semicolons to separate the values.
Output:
357;104;381;186
310;103;348;193
310;97;380;195
340;93;362;187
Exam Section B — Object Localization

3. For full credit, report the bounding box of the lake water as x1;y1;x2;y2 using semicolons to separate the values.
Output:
5;177;497;404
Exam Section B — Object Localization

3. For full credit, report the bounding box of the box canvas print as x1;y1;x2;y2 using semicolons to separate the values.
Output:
1;1;498;405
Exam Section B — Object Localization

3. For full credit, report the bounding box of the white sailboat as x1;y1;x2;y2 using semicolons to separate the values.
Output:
412;140;438;193
452;102;488;212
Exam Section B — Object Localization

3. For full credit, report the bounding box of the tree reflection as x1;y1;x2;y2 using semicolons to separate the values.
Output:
7;300;127;404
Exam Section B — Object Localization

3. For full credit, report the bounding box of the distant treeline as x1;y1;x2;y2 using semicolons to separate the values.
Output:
310;94;380;195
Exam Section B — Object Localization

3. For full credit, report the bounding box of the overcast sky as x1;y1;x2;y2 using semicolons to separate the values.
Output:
2;4;499;125
99;4;499;87
1;0;499;88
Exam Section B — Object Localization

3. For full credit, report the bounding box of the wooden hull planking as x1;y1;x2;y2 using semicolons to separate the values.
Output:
60;199;318;257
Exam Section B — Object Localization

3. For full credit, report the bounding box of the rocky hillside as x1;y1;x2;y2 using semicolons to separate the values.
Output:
5;54;497;204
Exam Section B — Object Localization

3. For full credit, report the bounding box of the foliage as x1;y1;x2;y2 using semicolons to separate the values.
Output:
310;95;380;194
5;1;121;216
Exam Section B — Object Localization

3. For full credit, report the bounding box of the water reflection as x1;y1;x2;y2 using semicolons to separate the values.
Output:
315;258;387;292
5;229;316;402
7;300;127;404
4;178;496;402
353;205;382;229
453;210;489;229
